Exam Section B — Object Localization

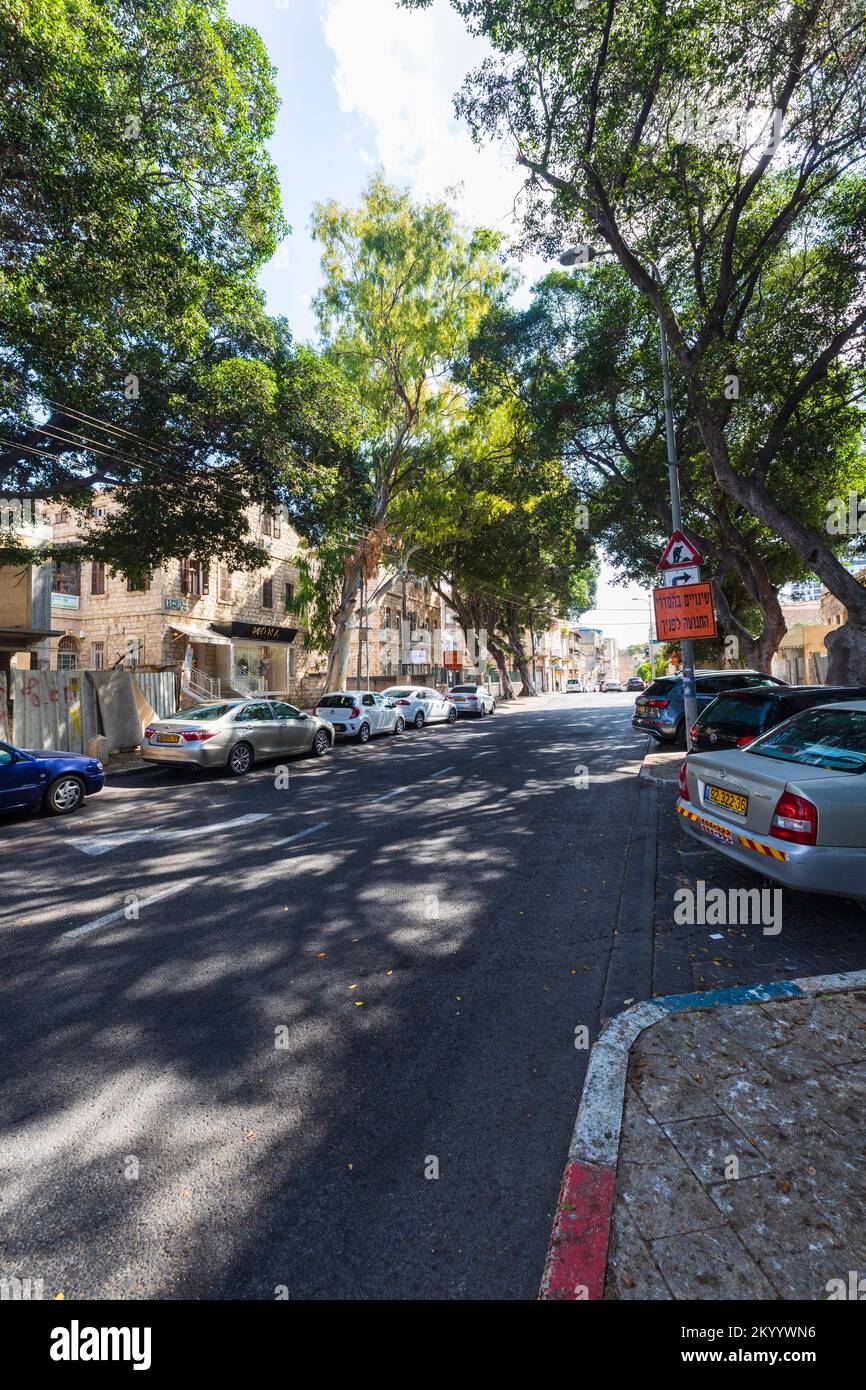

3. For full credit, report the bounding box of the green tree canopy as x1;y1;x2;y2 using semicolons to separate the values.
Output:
308;175;511;687
0;0;334;574
404;0;866;679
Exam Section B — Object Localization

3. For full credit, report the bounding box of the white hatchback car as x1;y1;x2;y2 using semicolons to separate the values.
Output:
313;690;405;743
448;683;496;717
381;685;457;729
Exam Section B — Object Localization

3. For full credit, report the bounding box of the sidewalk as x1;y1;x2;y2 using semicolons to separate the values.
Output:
606;987;866;1299
542;977;866;1301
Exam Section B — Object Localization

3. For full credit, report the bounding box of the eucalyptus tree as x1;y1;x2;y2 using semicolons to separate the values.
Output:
310;176;509;688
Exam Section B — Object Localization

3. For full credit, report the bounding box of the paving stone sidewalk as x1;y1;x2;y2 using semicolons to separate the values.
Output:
604;989;866;1299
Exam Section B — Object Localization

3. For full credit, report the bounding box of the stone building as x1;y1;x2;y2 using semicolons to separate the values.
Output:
45;500;321;703
0;502;58;681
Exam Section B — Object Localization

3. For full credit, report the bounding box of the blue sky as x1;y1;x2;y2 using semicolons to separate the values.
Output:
224;0;651;643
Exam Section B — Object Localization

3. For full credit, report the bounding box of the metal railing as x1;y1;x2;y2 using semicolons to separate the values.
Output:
188;668;221;700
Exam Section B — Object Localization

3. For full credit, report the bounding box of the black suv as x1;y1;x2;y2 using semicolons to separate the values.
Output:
632;670;788;746
691;684;866;752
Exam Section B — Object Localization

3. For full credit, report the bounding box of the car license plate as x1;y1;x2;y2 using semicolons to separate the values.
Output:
704;784;748;816
700;816;734;844
157;733;180;744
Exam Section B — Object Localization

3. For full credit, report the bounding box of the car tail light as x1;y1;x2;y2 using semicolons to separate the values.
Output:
144;727;156;740
770;792;818;845
689;723;699;741
736;735;755;747
678;762;690;799
395;699;411;706
645;699;669;709
312;707;318;716
181;729;217;742
350;704;360;719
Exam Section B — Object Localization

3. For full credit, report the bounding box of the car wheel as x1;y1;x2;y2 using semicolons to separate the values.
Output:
446;707;457;724
357;721;371;744
490;701;496;714
311;729;331;757
414;710;426;729
394;716;405;735
477;704;485;718
673;720;686;749
228;741;254;776
43;774;85;816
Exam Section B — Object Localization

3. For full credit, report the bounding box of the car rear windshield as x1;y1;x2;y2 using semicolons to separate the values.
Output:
749;709;866;773
384;689;414;698
699;695;777;732
642;679;677;697
450;685;478;693
165;704;233;722
317;694;354;708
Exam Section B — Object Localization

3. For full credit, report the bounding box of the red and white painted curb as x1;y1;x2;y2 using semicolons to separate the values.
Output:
539;968;866;1300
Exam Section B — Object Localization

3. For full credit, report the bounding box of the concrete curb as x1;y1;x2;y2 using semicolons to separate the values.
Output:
103;760;153;779
539;968;866;1301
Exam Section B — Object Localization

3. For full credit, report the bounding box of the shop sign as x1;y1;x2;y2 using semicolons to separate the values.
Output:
209;621;299;644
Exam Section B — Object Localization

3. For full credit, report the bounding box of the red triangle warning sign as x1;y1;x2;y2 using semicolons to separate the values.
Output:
658;530;704;570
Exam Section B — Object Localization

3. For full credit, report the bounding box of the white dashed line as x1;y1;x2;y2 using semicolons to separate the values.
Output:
62;879;202;939
371;787;406;803
70;812;270;857
271;820;331;848
428;766;455;778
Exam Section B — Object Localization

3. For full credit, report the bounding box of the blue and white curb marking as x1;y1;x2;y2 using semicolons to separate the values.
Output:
539;969;866;1300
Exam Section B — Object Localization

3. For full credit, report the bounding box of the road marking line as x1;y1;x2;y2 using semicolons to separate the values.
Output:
271;820;331;848
62;879;202;939
70;812;270;857
371;787;406;803
428;766;455;778
470;750;493;759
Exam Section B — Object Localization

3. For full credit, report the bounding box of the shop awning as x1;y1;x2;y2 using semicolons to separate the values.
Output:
0;626;63;651
168;622;231;646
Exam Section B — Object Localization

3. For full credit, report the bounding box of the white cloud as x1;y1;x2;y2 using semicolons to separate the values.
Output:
319;0;530;244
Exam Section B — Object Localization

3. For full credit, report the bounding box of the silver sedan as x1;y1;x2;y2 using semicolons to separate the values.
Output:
677;699;866;900
141;699;335;776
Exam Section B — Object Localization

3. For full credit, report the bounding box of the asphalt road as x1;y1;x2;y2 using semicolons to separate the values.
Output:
0;692;646;1301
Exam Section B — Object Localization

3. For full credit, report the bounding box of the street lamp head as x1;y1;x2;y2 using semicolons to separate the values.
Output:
559;243;599;267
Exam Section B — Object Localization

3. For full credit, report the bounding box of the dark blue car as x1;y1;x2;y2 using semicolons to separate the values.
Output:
0;739;105;816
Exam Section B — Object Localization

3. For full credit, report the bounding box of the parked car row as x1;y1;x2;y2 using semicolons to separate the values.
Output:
628;670;866;901
632;669;788;746
0;683;499;817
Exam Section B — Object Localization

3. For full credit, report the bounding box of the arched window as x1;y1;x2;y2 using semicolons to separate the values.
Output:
57;635;79;671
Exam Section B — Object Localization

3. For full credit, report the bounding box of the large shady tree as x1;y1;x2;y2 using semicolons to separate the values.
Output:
404;0;866;679
0;0;337;574
467;266;864;671
310;176;509;690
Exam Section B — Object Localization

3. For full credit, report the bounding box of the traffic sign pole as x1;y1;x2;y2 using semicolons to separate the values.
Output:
656;295;698;748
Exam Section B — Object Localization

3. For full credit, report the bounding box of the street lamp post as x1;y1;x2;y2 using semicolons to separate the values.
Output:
559;243;699;745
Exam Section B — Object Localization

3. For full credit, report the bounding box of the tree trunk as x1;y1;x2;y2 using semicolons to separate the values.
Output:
323;556;362;692
504;604;537;695
487;634;516;698
825;620;866;684
710;576;787;675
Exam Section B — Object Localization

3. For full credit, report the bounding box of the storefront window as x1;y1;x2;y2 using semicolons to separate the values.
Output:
233;643;287;693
